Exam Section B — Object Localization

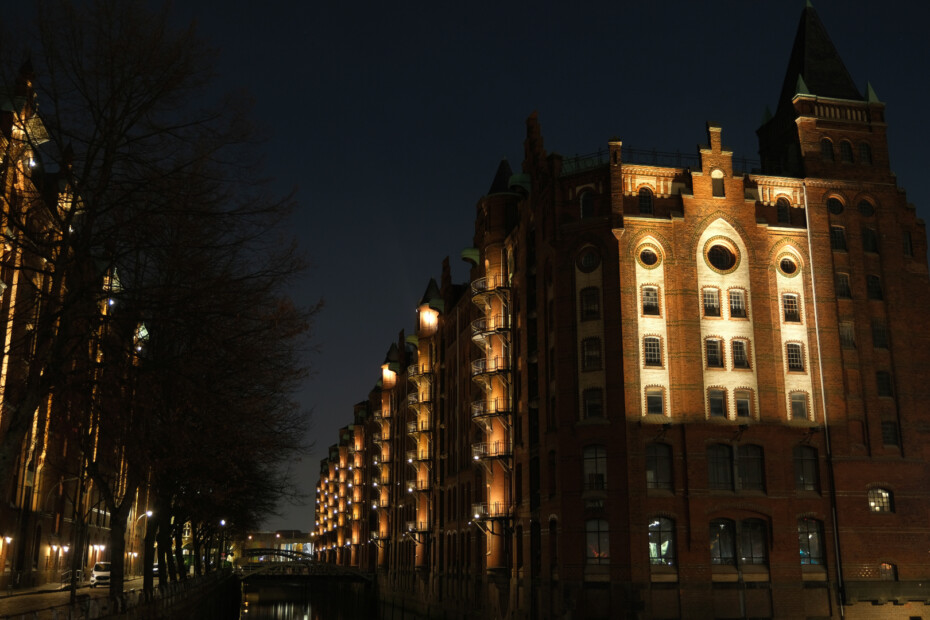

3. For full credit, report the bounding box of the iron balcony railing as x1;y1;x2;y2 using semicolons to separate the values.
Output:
559;146;759;176
471;356;511;377
406;521;429;533
472;440;513;460
406;448;431;462
406;479;430;492
471;501;513;520
472;398;512;419
407;419;432;434
471;274;509;296
471;314;511;337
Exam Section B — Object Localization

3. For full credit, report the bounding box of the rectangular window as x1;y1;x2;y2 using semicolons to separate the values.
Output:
648;518;676;566
729;289;746;318
798;519;824;565
642;286;660;316
582;388;604;419
646;444;673;490
645;387;664;416
830;226;847;251
710;519;736;564
867;275;883;300
734;389;752;418
835;273;852;298
708;388;727;418
732;340;750;369
703;288;720;317
740;519;768;565
786;343;804;372
644;337;662;367
707;445;733;490
706;339;724;368
581;338;602;371
871;321;888;349
580;287;600;321
790;392;808;419
737;445;764;491
876;371;894;397
793;446;819;492
783;294;801;322
881;421;899;446
861;227;879;253
903;229;913;257
585;519;610;564
839;322;856;349
583;446;607;490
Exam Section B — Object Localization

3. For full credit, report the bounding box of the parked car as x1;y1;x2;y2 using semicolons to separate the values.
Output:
90;562;110;588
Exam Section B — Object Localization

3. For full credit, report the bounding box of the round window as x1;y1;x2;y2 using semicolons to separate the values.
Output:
779;257;798;275
857;200;875;217
827;197;844;214
577;249;600;273
639;248;658;266
707;245;737;272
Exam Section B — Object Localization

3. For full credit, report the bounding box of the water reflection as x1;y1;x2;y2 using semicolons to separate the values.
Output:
240;581;377;619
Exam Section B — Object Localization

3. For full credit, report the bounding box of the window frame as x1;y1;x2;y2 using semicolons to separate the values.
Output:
583;445;607;491
839;140;854;163
579;286;601;321
641;285;661;317
839;322;856;349
648;517;676;567
881;420;899;446
581;337;602;371
708;444;734;490
797;519;825;565
734;389;753;418
709;518;736;565
702;287;721;318
876;371;894;397
820;138;834;162
786;342;805;372
643;336;663;367
871;321;888;349
728;289;747;319
830;226;847;251
646;443;673;490
867;274;883;300
776;198;791;224
731;339;751;370
861;227;879;253
585;519;610;564
638;187;654;215
582;388;604;419
645;387;665;416
790;392;809;420
736;445;765;492
580;191;595;219
706;338;724;369
858;142;872;165
793;445;819;493
835;272;852;298
867;488;893;513
782;293;801;323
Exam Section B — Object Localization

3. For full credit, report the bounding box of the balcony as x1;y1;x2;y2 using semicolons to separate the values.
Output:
406;449;432;463
374;499;390;509
406;478;430;492
407;419;433;434
372;410;382;421
471;502;513;520
471;274;509;298
471;356;511;378
472;440;513;461
405;521;429;533
470;315;511;343
472;398;512;420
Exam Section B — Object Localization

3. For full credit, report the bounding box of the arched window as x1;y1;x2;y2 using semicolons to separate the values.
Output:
820;138;834;162
711;169;725;197
840;140;854;163
859;142;872;165
646;443;673;490
797;519;824;565
648;517;676;566
580;192;595;219
709;518;736;565
776;197;791;224
639;187;654;215
868;488;893;512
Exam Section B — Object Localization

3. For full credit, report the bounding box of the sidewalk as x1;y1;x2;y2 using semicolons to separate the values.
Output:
0;577;143;618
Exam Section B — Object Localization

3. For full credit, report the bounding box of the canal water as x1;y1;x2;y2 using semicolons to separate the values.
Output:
240;580;378;619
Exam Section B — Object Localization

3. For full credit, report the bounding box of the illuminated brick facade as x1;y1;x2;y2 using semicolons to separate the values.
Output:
311;7;930;619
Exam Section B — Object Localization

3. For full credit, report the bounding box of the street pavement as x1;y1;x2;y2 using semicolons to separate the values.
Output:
0;577;143;618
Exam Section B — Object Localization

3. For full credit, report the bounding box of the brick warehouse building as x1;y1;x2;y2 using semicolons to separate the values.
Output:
311;6;930;619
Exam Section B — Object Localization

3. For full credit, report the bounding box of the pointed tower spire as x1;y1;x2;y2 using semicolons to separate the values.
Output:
866;82;881;103
776;4;862;111
487;159;513;195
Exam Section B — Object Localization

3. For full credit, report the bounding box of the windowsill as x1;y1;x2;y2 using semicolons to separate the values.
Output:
641;414;671;424
802;565;827;581
703;315;723;320
731;366;752;372
646;488;675;497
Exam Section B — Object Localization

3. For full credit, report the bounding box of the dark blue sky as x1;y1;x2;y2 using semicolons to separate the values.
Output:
172;0;929;531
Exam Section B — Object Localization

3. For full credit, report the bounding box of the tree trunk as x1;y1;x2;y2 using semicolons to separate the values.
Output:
173;522;186;580
142;518;156;601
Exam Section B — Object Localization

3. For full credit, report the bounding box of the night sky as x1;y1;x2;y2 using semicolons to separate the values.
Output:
166;1;928;531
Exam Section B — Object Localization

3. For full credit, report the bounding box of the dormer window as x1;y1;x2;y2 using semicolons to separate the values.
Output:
639;187;654;215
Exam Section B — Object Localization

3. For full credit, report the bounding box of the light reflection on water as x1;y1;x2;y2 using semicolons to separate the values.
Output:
240;582;377;620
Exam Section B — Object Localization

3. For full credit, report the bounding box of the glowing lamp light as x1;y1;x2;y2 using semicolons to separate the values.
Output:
4;536;12;543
